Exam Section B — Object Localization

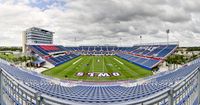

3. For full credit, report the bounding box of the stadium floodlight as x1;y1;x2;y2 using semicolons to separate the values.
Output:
166;29;170;44
119;37;122;47
140;35;142;45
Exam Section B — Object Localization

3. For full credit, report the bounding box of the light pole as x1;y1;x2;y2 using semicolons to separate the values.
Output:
119;38;122;47
166;29;170;44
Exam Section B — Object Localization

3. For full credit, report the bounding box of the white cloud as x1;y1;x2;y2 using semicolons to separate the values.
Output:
0;0;200;47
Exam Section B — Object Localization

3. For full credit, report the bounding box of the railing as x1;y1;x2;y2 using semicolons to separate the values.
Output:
133;41;179;46
0;66;199;105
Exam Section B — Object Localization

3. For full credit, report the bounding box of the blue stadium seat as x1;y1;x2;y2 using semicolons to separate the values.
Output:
0;57;199;104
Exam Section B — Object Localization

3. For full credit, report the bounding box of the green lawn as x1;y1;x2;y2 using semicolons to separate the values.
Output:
42;55;153;81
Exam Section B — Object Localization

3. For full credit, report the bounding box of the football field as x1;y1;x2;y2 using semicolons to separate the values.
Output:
42;55;153;81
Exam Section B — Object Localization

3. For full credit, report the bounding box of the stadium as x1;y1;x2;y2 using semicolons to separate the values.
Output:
0;26;199;105
0;1;200;105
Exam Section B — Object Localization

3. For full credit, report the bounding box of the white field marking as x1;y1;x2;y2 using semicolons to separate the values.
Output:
114;58;124;65
73;58;83;65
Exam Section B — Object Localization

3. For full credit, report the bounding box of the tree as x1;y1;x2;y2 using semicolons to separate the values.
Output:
166;54;188;69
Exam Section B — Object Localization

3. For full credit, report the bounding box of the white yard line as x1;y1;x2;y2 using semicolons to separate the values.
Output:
114;58;124;65
73;58;82;65
102;56;104;72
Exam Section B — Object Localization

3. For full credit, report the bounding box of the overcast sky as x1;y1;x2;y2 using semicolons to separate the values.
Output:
0;0;200;47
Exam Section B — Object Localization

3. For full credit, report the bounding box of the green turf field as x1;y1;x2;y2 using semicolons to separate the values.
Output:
42;55;153;81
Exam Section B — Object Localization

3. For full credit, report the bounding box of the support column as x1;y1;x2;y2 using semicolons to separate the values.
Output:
168;87;174;105
198;68;200;105
0;69;3;105
35;92;42;105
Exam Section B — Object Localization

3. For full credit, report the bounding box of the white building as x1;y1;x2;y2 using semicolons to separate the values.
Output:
22;27;54;53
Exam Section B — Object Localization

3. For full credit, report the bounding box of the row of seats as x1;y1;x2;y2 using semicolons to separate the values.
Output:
40;45;60;51
29;45;80;66
120;45;177;58
71;46;118;51
47;54;79;66
30;45;66;55
114;45;177;69
65;45;177;58
0;58;199;104
116;53;160;69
